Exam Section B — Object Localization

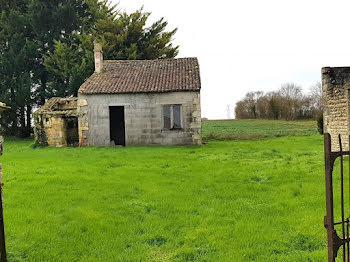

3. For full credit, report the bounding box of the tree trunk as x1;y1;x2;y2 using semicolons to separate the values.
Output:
39;71;48;106
26;104;31;130
20;106;25;129
10;86;17;136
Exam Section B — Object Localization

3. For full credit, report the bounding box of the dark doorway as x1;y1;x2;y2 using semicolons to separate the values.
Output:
109;106;125;146
65;117;79;146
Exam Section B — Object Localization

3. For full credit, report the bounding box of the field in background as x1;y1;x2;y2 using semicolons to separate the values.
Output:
1;121;327;261
202;119;318;140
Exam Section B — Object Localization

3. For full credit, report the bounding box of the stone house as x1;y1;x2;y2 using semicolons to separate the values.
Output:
322;67;350;150
34;44;202;147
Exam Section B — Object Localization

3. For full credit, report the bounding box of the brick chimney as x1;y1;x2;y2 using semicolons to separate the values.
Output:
94;43;103;73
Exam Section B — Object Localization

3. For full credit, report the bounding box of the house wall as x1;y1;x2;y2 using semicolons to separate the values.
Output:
78;91;201;146
322;67;350;151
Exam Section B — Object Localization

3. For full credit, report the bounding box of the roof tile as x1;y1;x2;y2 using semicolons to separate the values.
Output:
78;58;201;94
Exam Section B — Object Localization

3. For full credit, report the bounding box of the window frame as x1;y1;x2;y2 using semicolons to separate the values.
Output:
162;104;183;130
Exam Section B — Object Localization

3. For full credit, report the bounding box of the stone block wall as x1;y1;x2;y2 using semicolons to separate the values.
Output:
33;114;48;146
322;67;350;151
78;91;202;146
77;98;89;145
34;98;78;147
43;116;67;147
34;115;69;147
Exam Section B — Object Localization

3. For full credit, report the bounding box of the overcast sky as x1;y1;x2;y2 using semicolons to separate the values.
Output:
113;0;350;119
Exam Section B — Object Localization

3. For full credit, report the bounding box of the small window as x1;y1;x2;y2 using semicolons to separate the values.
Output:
163;105;171;129
173;105;181;129
163;105;182;130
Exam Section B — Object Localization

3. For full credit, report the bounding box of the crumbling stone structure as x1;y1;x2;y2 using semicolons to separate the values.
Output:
322;67;350;150
34;98;79;147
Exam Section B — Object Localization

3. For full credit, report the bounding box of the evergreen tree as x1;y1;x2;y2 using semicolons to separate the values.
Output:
0;0;179;136
0;0;35;136
45;8;179;96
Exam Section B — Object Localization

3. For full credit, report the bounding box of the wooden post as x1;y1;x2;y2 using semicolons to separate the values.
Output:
0;103;10;262
0;138;6;262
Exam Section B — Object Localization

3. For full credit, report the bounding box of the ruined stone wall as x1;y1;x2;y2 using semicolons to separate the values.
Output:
322;67;350;151
78;91;202;146
34;98;78;147
33;114;48;146
34;115;68;147
46;117;68;147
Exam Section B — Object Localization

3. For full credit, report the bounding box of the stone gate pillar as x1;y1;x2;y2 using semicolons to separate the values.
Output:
322;67;350;151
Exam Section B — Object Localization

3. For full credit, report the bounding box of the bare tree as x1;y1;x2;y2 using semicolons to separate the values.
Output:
235;82;321;120
256;95;269;119
245;91;264;119
266;91;281;120
309;81;323;114
278;83;303;120
235;100;249;119
279;82;303;99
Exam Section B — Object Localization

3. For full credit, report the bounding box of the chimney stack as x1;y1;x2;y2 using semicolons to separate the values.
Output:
94;43;103;73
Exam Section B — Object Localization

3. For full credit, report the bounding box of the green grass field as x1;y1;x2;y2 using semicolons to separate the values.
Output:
202;119;318;140
1;120;329;261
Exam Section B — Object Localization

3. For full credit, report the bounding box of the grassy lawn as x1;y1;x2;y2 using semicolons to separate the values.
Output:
202;119;318;140
0;120;328;261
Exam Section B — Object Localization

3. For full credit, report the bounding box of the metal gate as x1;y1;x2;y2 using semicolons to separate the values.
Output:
324;133;350;261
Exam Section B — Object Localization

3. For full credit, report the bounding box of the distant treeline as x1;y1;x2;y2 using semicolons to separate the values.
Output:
235;82;323;120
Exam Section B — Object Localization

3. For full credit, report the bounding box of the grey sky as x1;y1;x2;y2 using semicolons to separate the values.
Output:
113;0;350;119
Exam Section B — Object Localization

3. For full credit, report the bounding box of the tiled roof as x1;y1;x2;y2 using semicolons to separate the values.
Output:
78;58;201;94
34;97;78;116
